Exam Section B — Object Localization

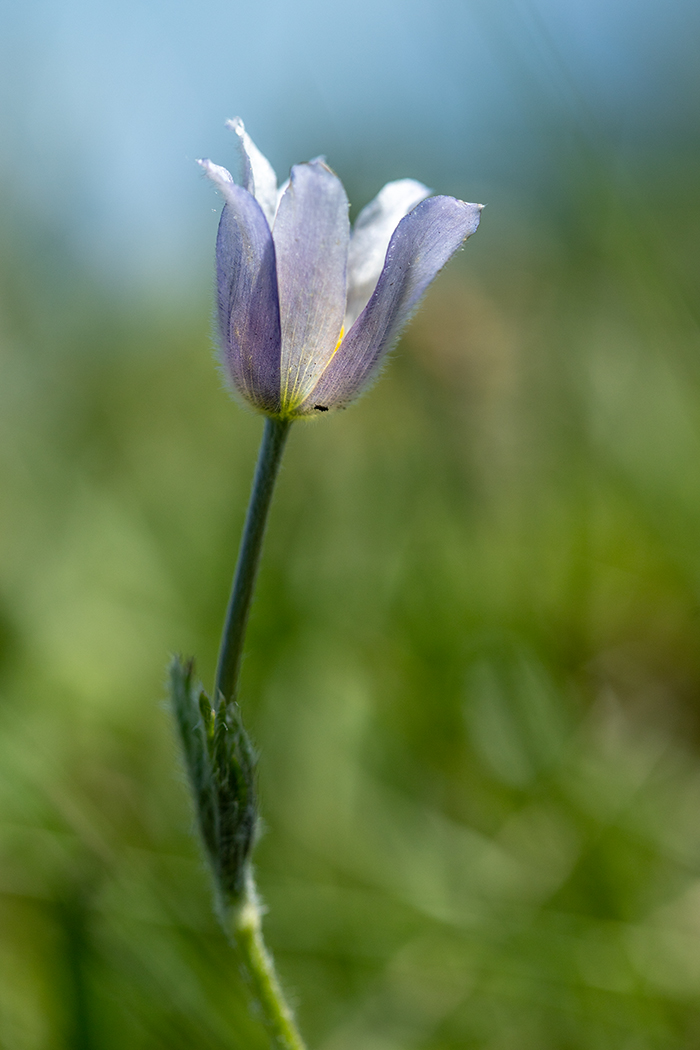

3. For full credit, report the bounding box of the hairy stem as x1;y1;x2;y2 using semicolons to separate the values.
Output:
231;881;307;1050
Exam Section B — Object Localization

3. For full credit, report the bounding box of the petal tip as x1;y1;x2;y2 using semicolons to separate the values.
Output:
454;198;484;233
198;159;236;199
306;156;335;175
226;117;245;136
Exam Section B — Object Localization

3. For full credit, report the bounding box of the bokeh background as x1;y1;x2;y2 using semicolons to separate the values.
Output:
2;0;700;1046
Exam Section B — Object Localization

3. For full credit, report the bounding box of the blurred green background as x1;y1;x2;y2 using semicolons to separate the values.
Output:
2;0;700;1046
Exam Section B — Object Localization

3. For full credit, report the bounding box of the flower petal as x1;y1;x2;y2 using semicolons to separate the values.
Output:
345;178;431;329
198;158;236;201
301;196;482;413
226;117;279;228
272;160;350;412
215;185;282;414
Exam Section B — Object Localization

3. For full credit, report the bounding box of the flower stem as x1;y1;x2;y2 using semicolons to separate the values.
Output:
213;415;304;1049
215;416;291;706
231;881;307;1050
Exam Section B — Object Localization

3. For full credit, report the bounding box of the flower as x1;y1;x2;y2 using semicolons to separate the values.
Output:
199;118;482;418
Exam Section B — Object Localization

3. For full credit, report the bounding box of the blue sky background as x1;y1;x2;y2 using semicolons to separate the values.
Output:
1;0;698;294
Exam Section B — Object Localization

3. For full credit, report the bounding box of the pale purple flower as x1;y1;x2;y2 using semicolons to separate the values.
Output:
199;119;482;418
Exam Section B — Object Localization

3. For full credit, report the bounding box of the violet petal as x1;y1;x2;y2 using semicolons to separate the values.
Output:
215;185;282;414
272;160;350;412
302;196;481;412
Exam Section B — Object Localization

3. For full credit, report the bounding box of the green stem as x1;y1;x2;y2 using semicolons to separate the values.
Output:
215;416;291;706
214;415;303;1049
231;881;307;1050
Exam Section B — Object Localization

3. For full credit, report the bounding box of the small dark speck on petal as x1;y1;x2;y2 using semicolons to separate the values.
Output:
314;404;329;412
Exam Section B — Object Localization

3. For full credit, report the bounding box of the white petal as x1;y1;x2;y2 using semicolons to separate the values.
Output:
226;117;278;227
197;158;237;204
345;178;431;328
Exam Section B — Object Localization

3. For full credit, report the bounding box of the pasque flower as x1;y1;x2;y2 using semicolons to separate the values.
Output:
173;121;485;1050
199;119;482;418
